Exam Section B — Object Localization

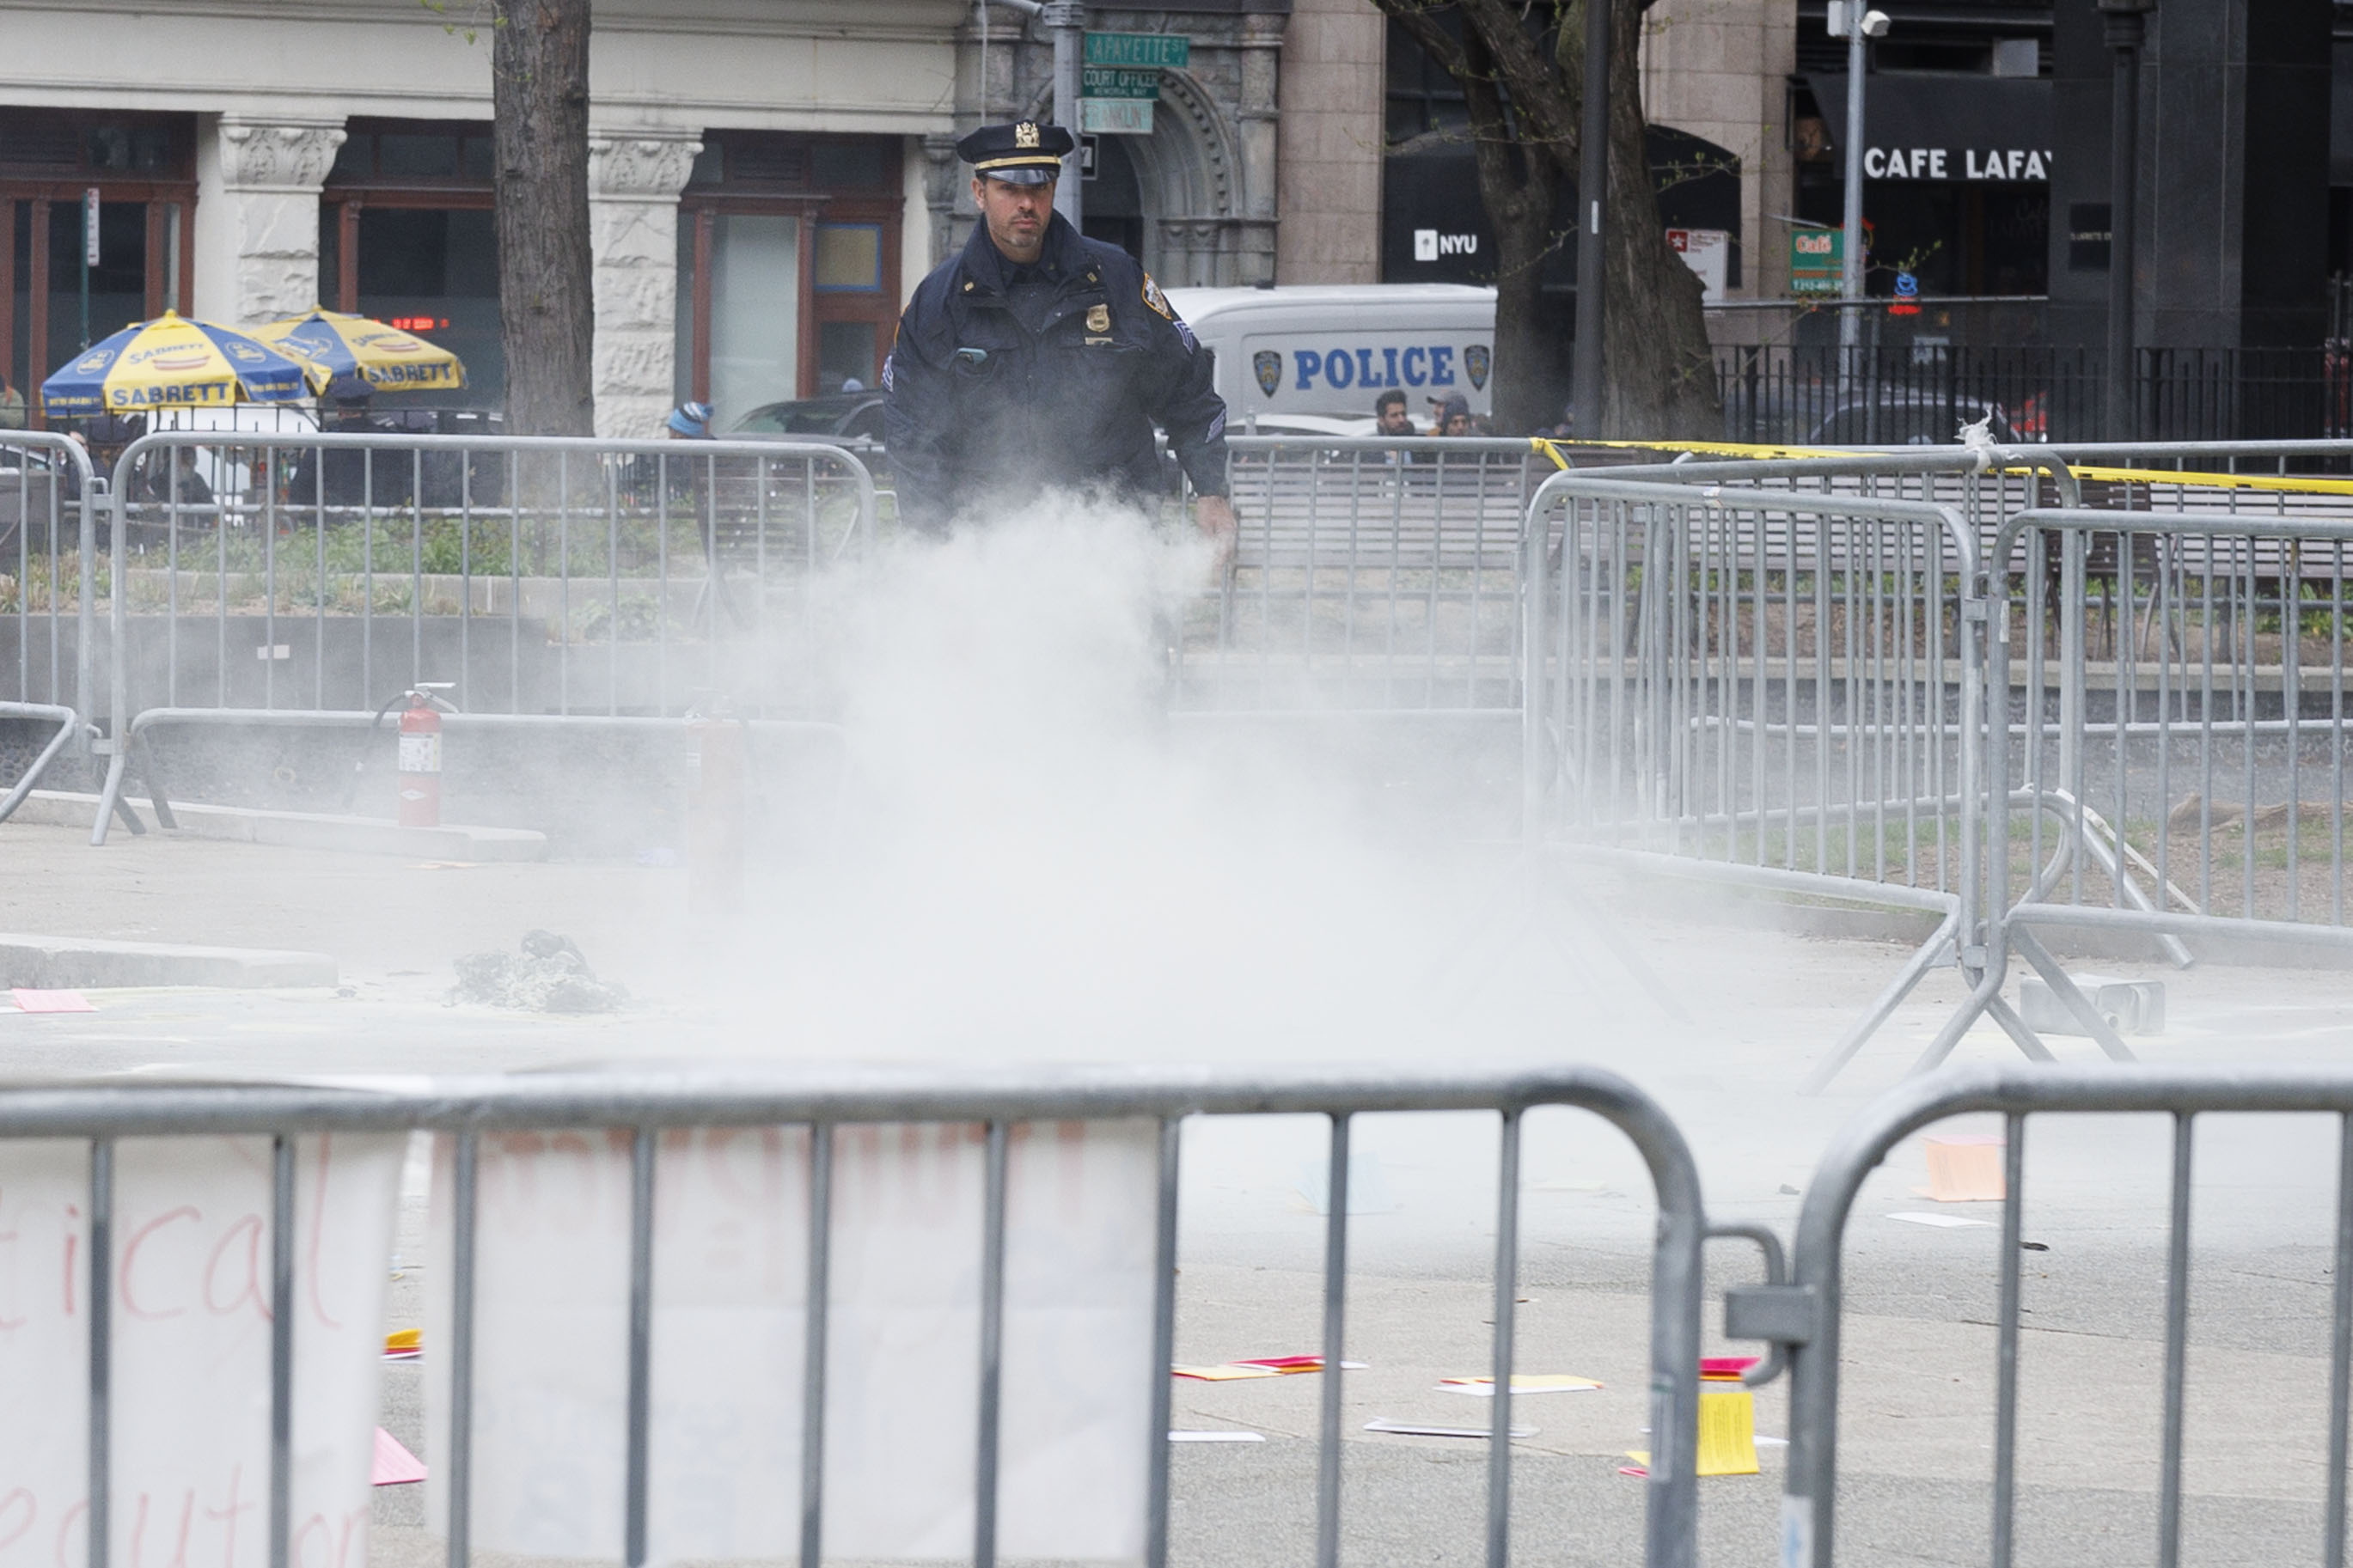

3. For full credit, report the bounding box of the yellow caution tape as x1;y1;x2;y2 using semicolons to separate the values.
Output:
2061;464;2353;496
1529;436;2353;497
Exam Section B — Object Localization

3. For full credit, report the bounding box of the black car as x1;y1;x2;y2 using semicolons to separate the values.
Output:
730;393;885;447
1802;393;2015;447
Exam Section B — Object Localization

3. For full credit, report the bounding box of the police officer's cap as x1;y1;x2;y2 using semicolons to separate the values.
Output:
957;121;1073;186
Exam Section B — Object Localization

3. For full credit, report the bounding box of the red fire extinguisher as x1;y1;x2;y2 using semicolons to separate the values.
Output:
396;690;444;828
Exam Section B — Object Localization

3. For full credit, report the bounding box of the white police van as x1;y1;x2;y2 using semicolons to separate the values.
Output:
1159;284;1496;427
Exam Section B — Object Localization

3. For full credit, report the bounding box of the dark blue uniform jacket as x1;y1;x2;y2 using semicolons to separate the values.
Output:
883;214;1228;534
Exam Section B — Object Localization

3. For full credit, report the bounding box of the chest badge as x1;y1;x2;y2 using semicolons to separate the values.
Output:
1086;304;1111;333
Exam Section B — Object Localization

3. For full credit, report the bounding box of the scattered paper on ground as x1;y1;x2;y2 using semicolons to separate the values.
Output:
1696;1388;1759;1476
1439;1374;1603;1395
1366;1420;1534;1439
9;989;93;1013
1172;1356;1366;1380
1887;1211;1997;1229
1169;1431;1264;1443
384;1327;421;1361
372;1427;427;1486
1619;1393;1761;1479
1921;1134;2007;1202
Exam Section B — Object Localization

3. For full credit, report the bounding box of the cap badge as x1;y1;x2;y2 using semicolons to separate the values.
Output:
1015;121;1041;149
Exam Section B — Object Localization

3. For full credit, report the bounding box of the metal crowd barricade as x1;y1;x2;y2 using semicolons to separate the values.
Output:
1729;1062;2353;1568
1519;468;2038;1083
1181;437;1553;713
89;430;873;842
0;431;101;825
3;1064;1718;1568
1987;503;2353;983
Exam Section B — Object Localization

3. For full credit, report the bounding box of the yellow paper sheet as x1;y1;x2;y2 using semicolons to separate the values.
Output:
1170;1363;1282;1381
1439;1374;1603;1392
1696;1388;1759;1476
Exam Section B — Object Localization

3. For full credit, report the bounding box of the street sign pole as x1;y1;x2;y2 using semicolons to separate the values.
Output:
81;186;99;351
2100;0;2154;442
1043;0;1085;229
1569;0;1608;438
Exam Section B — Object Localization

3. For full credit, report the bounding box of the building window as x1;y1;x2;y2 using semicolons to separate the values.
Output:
321;119;501;408
0;110;195;424
675;132;902;426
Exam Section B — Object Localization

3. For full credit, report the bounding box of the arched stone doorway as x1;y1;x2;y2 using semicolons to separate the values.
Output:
1028;70;1271;285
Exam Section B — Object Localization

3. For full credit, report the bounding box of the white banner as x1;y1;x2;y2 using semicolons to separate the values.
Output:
427;1120;1158;1565
0;1134;402;1568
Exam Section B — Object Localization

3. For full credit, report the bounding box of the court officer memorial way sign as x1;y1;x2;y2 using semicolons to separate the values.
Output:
1079;32;1189;137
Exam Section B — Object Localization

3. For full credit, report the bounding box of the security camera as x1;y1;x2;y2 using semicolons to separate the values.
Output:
1825;2;1892;38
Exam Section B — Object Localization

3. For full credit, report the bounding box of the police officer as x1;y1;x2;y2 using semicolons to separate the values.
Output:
883;120;1235;544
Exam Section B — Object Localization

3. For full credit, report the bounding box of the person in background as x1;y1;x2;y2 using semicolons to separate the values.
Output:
0;380;24;431
667;401;714;441
1374;387;1414;438
1430;391;1473;436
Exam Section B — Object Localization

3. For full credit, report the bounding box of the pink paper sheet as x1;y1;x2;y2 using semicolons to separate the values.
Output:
372;1426;427;1486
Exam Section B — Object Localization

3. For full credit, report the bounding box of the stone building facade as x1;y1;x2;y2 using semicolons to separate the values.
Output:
1;0;956;438
1;0;1452;441
931;2;1290;286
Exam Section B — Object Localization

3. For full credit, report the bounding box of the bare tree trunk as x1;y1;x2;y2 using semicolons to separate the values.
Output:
1597;0;1719;437
1459;25;1568;435
492;0;595;436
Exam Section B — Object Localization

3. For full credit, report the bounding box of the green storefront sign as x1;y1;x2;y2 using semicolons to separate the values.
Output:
1085;32;1190;70
1082;66;1162;99
1789;228;1843;296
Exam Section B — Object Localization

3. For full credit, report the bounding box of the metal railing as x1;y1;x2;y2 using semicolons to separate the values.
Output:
1183;437;1554;714
1989;505;2353;973
1519;466;2038;1085
0;433;101;822
1519;444;2353;1083
1712;343;2353;446
85;430;874;841
1733;1062;2353;1568
0;1064;1716;1568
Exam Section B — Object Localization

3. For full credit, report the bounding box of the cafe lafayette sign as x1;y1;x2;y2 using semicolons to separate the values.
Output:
1863;145;2052;181
1811;72;2054;185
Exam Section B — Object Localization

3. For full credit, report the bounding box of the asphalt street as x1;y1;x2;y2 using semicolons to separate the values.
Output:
5;818;2353;1565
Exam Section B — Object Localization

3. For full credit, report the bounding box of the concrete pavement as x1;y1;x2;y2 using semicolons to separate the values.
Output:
4;817;2353;1565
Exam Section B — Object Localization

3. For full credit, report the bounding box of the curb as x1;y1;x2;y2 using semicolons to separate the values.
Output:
15;792;549;863
0;933;336;990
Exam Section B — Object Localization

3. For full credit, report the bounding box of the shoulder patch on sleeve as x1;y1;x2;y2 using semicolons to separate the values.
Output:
1140;273;1175;320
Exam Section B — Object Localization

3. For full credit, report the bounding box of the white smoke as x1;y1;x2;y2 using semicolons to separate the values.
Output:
700;496;1572;1066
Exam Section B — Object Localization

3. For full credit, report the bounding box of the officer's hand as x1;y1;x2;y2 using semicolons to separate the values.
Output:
1195;494;1237;570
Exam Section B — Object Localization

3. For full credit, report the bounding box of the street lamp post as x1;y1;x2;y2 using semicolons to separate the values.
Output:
2099;0;2154;442
1829;2;1888;368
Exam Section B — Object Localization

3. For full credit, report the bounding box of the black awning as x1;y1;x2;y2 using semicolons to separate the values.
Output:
1809;72;2052;183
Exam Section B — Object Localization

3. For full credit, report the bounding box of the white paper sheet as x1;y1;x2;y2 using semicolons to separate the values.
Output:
427;1119;1157;1565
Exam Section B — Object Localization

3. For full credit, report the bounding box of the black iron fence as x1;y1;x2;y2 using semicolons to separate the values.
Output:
1713;344;2353;448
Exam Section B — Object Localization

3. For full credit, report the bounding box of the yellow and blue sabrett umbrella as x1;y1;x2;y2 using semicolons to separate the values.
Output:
255;309;466;394
40;310;311;417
